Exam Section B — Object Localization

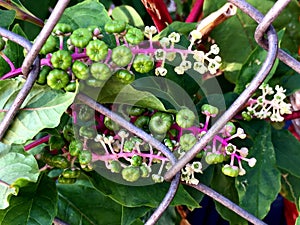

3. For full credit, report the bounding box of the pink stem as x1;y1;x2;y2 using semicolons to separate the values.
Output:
0;68;22;80
284;110;300;121
24;134;50;151
185;0;205;23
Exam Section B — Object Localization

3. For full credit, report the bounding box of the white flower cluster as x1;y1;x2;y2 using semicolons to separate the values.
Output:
245;84;292;122
181;161;202;185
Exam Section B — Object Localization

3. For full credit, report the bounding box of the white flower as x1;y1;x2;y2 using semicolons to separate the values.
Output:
248;158;257;167
180;60;192;70
174;66;185;75
152;174;164;183
159;37;170;48
165;52;176;61
155;49;166;60
193;50;205;62
236;128;246;139
155;67;167;76
144;25;157;38
193;62;207;74
94;134;103;142
168;32;180;43
239;168;246;176
210;44;220;55
239;147;249;158
190;30;202;41
192;161;202;173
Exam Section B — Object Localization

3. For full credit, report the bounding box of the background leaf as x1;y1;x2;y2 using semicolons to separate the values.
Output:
112;5;144;29
0;79;76;144
272;129;300;178
236;123;281;219
0;10;16;28
122;206;150;225
0;173;57;225
58;0;111;29
57;175;122;225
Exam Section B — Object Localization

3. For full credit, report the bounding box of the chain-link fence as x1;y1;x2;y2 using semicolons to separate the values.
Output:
0;0;299;224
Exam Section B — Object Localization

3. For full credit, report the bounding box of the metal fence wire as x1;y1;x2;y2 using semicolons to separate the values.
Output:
0;0;300;224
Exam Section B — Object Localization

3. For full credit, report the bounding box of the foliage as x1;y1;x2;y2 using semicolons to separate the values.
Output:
0;0;299;225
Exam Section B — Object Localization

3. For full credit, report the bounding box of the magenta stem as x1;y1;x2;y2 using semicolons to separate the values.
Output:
284;110;300;121
185;0;205;23
0;67;22;80
24;134;50;151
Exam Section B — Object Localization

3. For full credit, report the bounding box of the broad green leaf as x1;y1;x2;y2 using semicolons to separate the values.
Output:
122;206;150;225
0;10;16;28
0;143;39;189
280;72;300;96
0;78;76;144
211;165;247;225
297;216;300;225
112;5;144;29
234;30;284;93
57;176;122;225
59;0;111;29
94;78;169;112
0;173;57;225
281;172;300;210
236;123;281;219
156;206;181;225
272;129;300;178
0;24;26;76
154;21;197;40
90;172;200;209
0;181;17;210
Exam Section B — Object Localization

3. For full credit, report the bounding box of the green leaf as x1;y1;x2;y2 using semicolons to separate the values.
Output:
156;206;181;225
0;10;16;28
59;0;111;29
272;129;300;178
211;165;247;225
0;181;17;210
0;24;26;77
57;175;122;225
112;5;144;29
281;172;300;210
0;78;76;144
297;216;300;225
280;72;300;96
90;172;200;209
0;173;57;225
0;142;39;189
122;206;150;225
95;78;170;112
236;123;281;219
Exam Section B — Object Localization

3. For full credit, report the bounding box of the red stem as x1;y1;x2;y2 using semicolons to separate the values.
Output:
185;0;205;23
284;110;300;121
141;0;173;31
24;134;50;151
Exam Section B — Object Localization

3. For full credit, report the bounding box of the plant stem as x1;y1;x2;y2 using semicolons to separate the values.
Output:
24;134;50;151
185;0;205;23
284;110;300;120
140;0;173;31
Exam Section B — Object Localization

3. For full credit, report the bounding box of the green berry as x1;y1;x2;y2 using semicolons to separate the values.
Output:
222;165;239;177
68;139;83;157
127;106;146;116
201;104;219;117
79;126;96;139
242;111;252;121
133;54;154;73
176;108;196;128
58;176;76;184
109;160;122;173
121;166;140;182
49;135;65;150
86;39;108;61
64;81;76;92
125;28;144;45
63;124;74;142
111;45;133;67
140;164;150;177
53;23;72;35
149;112;173;135
69;28;92;48
62;168;81;179
85;78;105;88
164;138;174;150
47;69;70;90
72;60;89;80
205;152;225;164
40;35;57;55
78;150;92;165
104;20;126;33
104;116;120;131
51;155;70;169
90;62;112;80
179;133;197;151
51;50;72;70
114;69;135;84
78;104;94;121
131;155;143;166
134;116;150;131
37;66;51;85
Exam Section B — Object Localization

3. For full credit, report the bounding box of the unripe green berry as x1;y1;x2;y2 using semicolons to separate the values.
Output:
78;104;94;121
85;78;105;88
205;152;225;164
47;69;70;90
104;20;126;33
63;124;74;142
149;112;173;135
37;66;51;85
79;126;96;139
109;160;122;173
114;69;135;84
69;139;83;157
104;116;120;131
111;45;133;67
125;28;144;45
222;165;239;177
121;166;140;182
86;39;108;61
176;108;196;128
62;168;81;179
140;164;150;177
49;135;65;150
72;60;89;80
64;81;77;92
51;155;70;169
127;106;146;116
51;50;72;70
53;23;72;35
179;133;197;151
70;28;92;48
78;150;92;165
133;54;154;73
40;35;57;55
242;111;252;121
131;155;143;166
201;104;219;117
134;115;150;131
90;62;112;80
58;176;76;184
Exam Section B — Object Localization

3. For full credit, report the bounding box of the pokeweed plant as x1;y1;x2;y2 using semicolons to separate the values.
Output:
0;0;299;225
